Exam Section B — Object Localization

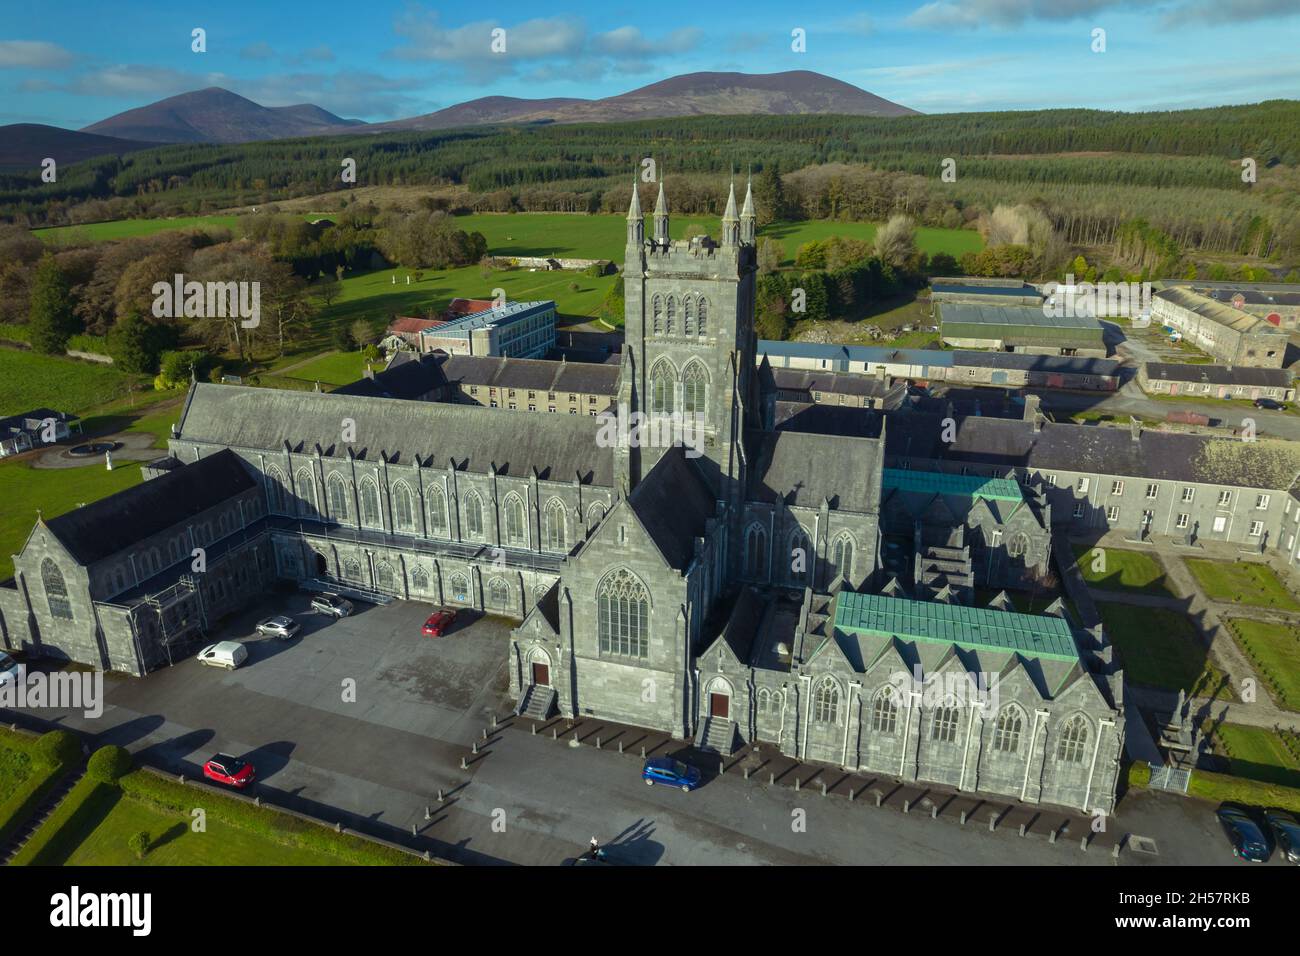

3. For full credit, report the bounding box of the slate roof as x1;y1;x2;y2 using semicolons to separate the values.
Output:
951;351;1120;376
748;429;882;511
439;354;620;396
626;446;716;571
758;340;952;368
772;402;881;439
1155;288;1285;336
44;448;255;565
176;383;614;484
771;367;890;398
939;302;1101;330
1143;362;1293;388
882;411;1300;490
333;353;449;400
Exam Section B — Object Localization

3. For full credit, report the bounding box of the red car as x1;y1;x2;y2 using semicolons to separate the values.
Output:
422;608;458;637
203;753;256;789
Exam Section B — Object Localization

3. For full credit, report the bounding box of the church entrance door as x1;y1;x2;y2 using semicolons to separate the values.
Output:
531;662;550;687
710;693;730;719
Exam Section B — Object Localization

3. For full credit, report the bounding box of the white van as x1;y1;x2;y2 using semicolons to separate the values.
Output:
197;641;248;670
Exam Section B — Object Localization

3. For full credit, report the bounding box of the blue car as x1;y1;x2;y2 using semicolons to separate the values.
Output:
642;756;702;792
1215;807;1271;862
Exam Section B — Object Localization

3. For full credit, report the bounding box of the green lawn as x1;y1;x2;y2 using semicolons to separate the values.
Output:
1225;618;1300;711
1208;723;1300;789
270;350;373;388
1073;545;1175;597
0;729;81;848
0;348;140;416
1184;558;1300;610
1097;603;1232;698
34;215;246;243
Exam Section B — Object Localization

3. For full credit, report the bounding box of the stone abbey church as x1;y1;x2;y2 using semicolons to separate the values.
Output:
0;181;1125;814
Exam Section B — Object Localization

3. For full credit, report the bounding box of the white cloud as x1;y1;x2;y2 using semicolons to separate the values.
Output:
0;40;75;69
240;42;276;61
391;9;584;62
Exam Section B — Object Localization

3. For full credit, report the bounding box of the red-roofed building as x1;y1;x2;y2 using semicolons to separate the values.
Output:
384;316;447;351
446;298;496;319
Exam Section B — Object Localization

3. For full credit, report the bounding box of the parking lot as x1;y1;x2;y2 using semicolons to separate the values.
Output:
2;588;1262;866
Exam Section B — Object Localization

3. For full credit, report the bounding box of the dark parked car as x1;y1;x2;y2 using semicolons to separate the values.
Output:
1265;809;1300;864
1254;398;1287;411
203;753;256;789
1215;806;1271;862
641;756;702;792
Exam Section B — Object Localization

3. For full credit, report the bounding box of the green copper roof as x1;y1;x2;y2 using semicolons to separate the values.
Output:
834;591;1079;662
882;468;1023;502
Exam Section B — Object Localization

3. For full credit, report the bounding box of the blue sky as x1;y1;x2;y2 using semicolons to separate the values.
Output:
2;0;1298;128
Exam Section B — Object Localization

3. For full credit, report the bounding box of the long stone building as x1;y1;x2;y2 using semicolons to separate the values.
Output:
1;181;1131;813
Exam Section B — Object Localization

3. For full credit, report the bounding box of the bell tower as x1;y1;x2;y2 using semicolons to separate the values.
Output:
620;177;759;506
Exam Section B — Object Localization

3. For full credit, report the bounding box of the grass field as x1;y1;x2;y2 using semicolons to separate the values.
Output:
35;215;246;243
1097;603;1231;698
0;402;180;580
1184;558;1300;610
269;350;373;388
1073;545;1175;597
1208;723;1300;789
0;348;140;416
1225;618;1300;711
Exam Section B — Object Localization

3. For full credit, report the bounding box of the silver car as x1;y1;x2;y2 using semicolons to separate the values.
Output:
310;592;353;618
255;615;300;640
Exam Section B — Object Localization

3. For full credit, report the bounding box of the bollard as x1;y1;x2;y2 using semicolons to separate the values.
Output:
178;774;186;784
254;796;261;807
931;805;937;820
794;777;800;792
472;741;479;755
743;767;749;780
482;728;488;740
720;760;725;776
461;756;468;770
641;746;646;758
1018;823;1026;837
618;740;624;754
960;810;968;825
335;822;342;833
988;812;997;832
1080;836;1088;852
769;772;775;785
553;727;558;740
531;723;536;735
596;737;601;750
1112;842;1121;860
424;850;432;862
412;824;417;837
848;787;855;803
1049;828;1057;844
437;788;444;802
425;806;432;821
875;792;883;808
821;782;827;797
902;800;910;814
491;713;497;729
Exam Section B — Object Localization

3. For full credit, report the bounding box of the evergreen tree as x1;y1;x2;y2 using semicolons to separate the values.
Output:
28;253;79;354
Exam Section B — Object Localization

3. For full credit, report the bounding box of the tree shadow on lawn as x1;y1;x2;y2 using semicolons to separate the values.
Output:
26;781;121;866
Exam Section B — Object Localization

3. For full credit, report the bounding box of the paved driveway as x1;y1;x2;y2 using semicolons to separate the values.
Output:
1;591;1258;866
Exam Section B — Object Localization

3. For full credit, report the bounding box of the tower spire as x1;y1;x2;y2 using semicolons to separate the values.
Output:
626;176;642;220
722;178;739;247
653;179;669;245
626;176;644;247
740;172;756;244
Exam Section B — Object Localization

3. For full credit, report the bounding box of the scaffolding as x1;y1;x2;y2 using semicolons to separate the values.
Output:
143;575;208;668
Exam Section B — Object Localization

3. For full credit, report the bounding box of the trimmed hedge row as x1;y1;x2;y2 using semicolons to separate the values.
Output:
1129;758;1300;814
0;729;81;849
118;769;426;866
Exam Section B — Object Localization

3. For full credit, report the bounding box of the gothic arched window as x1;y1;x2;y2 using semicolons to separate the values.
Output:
683;295;695;336
994;706;1024;753
932;704;959;743
503;493;526;546
428;486;448;537
376;561;396;592
1008;532;1029;559
697;297;708;335
652;294;664;335
448;572;470;602
587;503;605;531
326;472;350;521
871;688;899;734
745;524;768;579
814;678;840;724
787;526;812;585
463;491;483;538
545;499;567;552
391;480;415;532
359;476;382;527
665;296;677;334
488;577;511;608
597;568;649;658
42;558;72;620
1057;714;1090;763
343;557;363;583
266;466;288;513
650;361;676;414
295;467;317;518
411;566;429;592
682;361;708;417
832;534;854;582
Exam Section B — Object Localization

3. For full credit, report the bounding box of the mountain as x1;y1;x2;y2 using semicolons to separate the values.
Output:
372;70;917;131
80;88;365;144
0;124;161;168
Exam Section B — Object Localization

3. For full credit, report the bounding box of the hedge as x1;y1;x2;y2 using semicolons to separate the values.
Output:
86;744;133;783
0;728;82;849
118;770;426;866
1186;766;1300;814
